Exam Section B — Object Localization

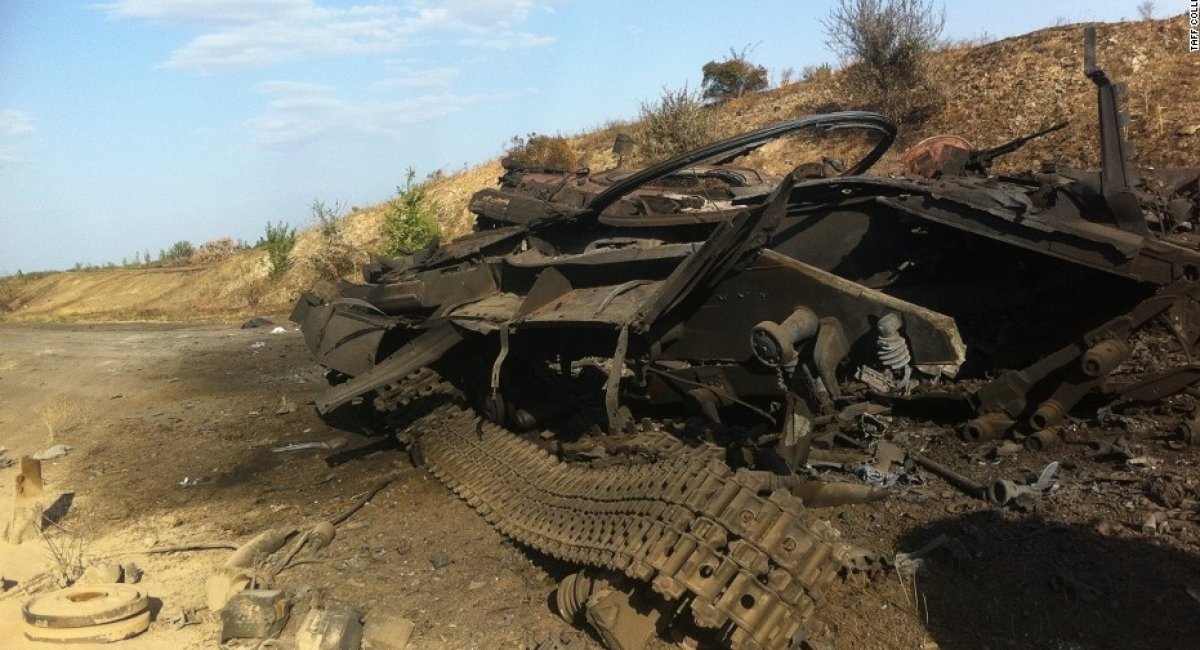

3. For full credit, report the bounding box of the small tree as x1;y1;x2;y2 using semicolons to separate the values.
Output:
635;86;717;164
380;169;440;257
701;46;769;101
262;221;298;279
1136;0;1155;20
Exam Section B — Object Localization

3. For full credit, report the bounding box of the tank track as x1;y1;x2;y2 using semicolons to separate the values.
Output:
373;367;460;413
415;402;842;650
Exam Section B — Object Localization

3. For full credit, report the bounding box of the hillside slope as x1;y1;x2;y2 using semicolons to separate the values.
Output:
3;17;1195;323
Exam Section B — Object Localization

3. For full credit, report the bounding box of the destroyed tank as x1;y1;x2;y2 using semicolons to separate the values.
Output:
293;29;1200;649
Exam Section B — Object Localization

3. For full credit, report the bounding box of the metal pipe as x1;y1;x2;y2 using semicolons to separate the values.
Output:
910;453;986;500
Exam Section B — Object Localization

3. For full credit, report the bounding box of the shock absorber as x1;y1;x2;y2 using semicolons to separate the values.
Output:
876;312;912;388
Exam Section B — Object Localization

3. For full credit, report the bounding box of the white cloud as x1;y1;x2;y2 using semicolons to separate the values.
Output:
252;80;334;95
460;32;556;50
250;81;521;149
0;110;35;135
97;0;324;25
372;66;460;91
99;0;555;72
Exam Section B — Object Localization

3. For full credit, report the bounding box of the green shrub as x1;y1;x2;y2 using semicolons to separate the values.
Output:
634;86;717;164
262;221;298;279
504;133;578;171
380;169;440;256
160;240;195;265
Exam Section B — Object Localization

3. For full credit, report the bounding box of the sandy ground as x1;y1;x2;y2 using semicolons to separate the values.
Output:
0;323;580;649
3;322;1200;650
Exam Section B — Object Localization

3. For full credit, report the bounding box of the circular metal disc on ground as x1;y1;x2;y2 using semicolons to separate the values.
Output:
22;583;149;629
23;608;152;644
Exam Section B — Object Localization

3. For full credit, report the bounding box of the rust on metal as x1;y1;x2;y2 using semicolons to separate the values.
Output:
292;29;1200;649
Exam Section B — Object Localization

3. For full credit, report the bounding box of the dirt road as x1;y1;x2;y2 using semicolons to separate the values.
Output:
3;322;1200;649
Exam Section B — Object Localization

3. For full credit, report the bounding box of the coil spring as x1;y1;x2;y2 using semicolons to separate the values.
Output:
876;312;911;371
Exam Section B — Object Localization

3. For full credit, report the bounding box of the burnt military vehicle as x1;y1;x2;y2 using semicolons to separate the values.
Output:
293;29;1200;649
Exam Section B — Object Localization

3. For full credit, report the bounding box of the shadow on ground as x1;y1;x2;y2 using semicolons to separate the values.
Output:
900;512;1200;650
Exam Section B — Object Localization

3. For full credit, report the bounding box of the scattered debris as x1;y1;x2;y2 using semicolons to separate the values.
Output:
269;520;336;576
120;563;142;584
296;600;364;650
362;610;415;650
988;462;1061;507
910;453;986;501
160;605;202;630
270;326;288;334
272;438;348;453
1142;511;1169;534
220;589;291;641
79;564;123;584
893;534;969;574
145;540;238;555
31;444;71;461
242;316;275;329
206;527;295;611
276;395;297;415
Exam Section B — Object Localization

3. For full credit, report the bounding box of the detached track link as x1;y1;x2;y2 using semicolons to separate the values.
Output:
374;367;460;412
417;403;841;650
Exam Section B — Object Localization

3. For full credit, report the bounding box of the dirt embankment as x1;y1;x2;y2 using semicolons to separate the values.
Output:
3;18;1194;324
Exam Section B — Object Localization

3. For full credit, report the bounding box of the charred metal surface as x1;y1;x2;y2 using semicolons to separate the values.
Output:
293;30;1200;649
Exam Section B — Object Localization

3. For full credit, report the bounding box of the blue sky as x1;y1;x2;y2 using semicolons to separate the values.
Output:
0;0;1146;273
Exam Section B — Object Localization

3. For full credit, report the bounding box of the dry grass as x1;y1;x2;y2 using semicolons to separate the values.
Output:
3;18;1193;324
35;398;93;440
40;520;87;587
